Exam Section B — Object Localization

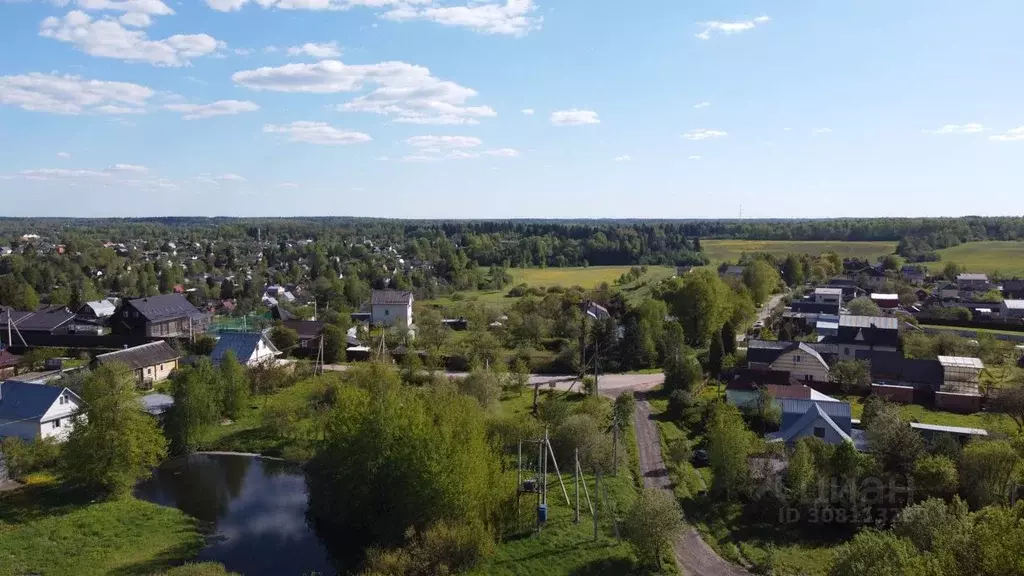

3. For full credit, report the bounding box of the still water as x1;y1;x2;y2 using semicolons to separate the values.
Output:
135;453;337;576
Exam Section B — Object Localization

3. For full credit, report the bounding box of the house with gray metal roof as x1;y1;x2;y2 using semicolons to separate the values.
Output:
111;294;209;339
95;341;181;389
769;399;861;449
0;380;83;441
370;290;414;328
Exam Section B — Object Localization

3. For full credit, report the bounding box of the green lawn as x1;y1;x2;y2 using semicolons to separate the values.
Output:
928;241;1024;277
837;394;1017;435
507;266;676;288
702;240;896;266
920;323;1024;338
0;485;203;576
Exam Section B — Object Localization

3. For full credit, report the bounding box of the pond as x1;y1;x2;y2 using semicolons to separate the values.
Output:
136;453;338;576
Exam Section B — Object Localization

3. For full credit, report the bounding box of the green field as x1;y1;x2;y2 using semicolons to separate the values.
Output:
928;241;1024;276
507;266;676;288
702;240;896;266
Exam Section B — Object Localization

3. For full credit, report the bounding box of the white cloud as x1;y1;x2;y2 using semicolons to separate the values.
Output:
696;15;769;40
18;168;110;180
382;0;540;37
234;59;497;125
205;0;427;13
550;109;599;126
783;127;792;131
108;163;147;172
276;182;299;188
990;126;1024;142
812;127;832;134
682;128;727;140
118;12;152;26
286;41;341;58
926;123;985;135
76;0;174;14
399;135;516;160
688;155;701;160
263;121;372;144
40;11;223;67
0;72;154;115
56;151;71;159
405;135;482;149
614;155;631;162
693;101;710;109
164;99;260;119
521;108;534;115
216;173;246;182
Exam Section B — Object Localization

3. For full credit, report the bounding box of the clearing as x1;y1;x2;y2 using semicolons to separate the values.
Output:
701;240;896;266
928;241;1024;276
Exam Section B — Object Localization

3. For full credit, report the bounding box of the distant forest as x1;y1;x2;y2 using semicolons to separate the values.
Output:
3;216;1024;267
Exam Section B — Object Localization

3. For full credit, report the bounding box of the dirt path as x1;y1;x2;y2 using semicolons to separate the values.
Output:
633;395;751;576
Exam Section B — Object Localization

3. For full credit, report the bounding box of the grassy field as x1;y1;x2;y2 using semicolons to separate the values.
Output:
507;266;676;288
0;484;203;576
928;241;1024;276
921;323;1024;338
702;240;896;266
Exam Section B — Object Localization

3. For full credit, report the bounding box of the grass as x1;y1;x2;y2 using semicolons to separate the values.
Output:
929;241;1024;277
0;483;203;576
920;323;1024;338
701;240;896;266
837;394;1017;435
647;387;838;576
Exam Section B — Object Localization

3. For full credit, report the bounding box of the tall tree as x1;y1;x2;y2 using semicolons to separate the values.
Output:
782;254;805;287
218;351;250;420
167;359;222;454
62;363;168;497
742;259;780;305
662;268;731;348
959;439;1020;508
708;329;725;377
707;402;756;500
623;488;684;568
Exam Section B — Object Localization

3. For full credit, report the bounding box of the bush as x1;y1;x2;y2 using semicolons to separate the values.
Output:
551;414;603;467
507;284;528;298
456;371;501;409
622;488;683;568
0;436;61;478
666;437;692;466
667;389;695;422
613;393;636;428
537;395;571;428
363;520;494;576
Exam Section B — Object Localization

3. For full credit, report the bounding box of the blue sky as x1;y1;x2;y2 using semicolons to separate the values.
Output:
1;0;1023;218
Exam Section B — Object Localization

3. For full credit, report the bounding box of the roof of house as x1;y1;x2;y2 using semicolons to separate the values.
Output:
772;342;829;368
1001;280;1024;291
852;266;886;278
839;315;899;330
910;422;987;436
901;266;925;274
770;402;853;445
371;290;414;306
280;320;324;340
827;278;857;287
870;293;899;301
127;294;203;322
856;350;944;386
727;369;796;391
0;350;20;369
13;309;77;333
1003;299;1024;310
790;301;842;315
211;332;281;365
80;300;116;317
814;287;844;296
937;356;984;370
722;265;745;276
957;273;989;281
0;381;78;421
95;341;180;371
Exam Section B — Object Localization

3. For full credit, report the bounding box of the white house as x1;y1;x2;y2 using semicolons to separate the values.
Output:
768;342;831;384
211;332;281;367
768;399;858;448
812;287;843;305
371;290;414;328
0;380;83;441
956;273;990;292
1000;299;1024;319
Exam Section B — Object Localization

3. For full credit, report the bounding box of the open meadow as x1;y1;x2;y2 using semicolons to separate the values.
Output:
928;241;1024;276
701;240;896;266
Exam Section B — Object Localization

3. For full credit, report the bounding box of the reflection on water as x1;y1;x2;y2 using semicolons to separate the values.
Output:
136;454;337;576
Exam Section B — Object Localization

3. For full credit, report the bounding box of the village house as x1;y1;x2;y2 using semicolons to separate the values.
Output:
719;265;745;282
370;290;414;328
768;399;862;449
0;350;20;379
812;287;843;306
832;315;900;359
956;273;991;293
0;380;83;441
211;332;281;367
94;341;181;389
111;294;209;338
848;266;888;290
1001;279;1024;300
870;293;899;310
766;342;831;384
937;282;960;300
901;266;926;285
1000;299;1024;320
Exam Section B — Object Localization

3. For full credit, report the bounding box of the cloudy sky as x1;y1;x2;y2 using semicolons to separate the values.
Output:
1;0;1023;218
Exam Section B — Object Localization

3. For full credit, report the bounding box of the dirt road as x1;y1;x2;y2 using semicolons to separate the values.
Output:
633;395;751;576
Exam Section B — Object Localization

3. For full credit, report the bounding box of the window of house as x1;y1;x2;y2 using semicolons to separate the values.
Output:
385;309;389;316
805;374;814;382
53;419;61;428
147;367;153;374
844;347;850;356
813;426;825;438
794;355;802;362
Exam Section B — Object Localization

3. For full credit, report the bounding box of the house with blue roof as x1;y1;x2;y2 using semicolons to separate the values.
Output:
0;380;83;441
211;332;281;367
768;398;866;450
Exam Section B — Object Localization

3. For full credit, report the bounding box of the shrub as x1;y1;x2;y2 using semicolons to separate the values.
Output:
0;436;61;478
667;389;695;422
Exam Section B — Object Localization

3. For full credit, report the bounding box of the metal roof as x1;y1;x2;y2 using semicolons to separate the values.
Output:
870;293;899;300
11;309;77;333
96;341;180;371
909;422;987;436
0;381;79;421
779;398;852;421
371;290;414;306
81;300;116;317
211;332;280;365
957;273;989;281
937;356;984;369
814;287;843;296
771;402;853;444
127;294;203;323
1003;299;1024;310
839;315;899;330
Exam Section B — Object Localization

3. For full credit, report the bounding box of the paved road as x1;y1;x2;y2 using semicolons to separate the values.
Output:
633;395;751;576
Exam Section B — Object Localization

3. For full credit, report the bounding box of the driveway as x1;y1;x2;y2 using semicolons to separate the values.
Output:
634;395;751;576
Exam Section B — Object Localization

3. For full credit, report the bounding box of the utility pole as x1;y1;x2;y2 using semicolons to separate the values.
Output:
612;419;619;474
517;440;523;529
594;471;600;541
574;448;580;524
